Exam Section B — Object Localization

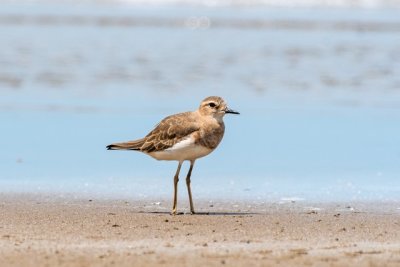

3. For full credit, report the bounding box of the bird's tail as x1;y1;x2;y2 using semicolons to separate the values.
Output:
106;139;145;151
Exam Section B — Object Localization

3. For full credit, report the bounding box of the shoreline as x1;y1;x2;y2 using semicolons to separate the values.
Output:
1;193;399;266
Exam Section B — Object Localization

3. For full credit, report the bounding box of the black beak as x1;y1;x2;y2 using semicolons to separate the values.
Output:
225;107;240;115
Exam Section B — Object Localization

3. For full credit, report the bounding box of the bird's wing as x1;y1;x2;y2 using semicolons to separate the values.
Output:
140;112;199;153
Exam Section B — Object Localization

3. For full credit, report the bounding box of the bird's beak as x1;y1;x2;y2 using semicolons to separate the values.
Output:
224;107;240;115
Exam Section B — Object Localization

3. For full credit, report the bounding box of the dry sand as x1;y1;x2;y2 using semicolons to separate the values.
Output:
0;194;399;267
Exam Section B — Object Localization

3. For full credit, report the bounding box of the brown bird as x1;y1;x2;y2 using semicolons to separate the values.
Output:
107;96;239;214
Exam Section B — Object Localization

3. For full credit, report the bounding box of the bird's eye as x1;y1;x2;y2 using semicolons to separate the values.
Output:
208;103;216;108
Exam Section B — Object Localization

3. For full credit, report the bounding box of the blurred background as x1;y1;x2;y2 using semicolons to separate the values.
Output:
1;0;400;202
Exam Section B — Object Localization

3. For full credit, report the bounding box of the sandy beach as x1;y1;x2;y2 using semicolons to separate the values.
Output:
0;194;399;267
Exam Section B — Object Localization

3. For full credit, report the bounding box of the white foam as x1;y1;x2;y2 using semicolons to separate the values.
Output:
279;197;305;203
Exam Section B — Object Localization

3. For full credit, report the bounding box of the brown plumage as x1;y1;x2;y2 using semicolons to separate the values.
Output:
107;112;200;152
107;96;239;214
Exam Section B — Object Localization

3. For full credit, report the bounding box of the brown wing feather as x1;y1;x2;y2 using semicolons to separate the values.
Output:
140;112;199;153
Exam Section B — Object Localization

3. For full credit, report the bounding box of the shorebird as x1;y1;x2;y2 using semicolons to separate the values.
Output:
106;96;239;215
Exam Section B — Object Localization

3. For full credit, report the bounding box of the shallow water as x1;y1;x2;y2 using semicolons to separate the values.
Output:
1;3;400;202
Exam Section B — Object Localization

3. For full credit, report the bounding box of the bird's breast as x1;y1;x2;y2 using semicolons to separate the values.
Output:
196;122;225;150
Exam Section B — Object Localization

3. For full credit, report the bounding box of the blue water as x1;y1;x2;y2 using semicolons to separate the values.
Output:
1;3;400;202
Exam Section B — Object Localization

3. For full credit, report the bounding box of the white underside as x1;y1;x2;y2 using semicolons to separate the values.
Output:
148;137;212;161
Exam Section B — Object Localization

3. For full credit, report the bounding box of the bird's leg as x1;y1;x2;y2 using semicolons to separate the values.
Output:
185;160;196;214
172;162;183;215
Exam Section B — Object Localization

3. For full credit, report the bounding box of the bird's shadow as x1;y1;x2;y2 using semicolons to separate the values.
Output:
140;211;259;216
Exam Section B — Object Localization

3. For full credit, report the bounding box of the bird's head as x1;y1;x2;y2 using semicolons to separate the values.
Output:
198;96;239;120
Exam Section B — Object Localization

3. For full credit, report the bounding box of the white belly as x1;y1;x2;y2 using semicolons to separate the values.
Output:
148;137;212;161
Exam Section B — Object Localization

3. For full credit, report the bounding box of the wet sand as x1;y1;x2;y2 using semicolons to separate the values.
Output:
1;194;399;266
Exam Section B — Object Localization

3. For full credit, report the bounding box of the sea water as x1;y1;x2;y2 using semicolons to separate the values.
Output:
1;1;400;202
